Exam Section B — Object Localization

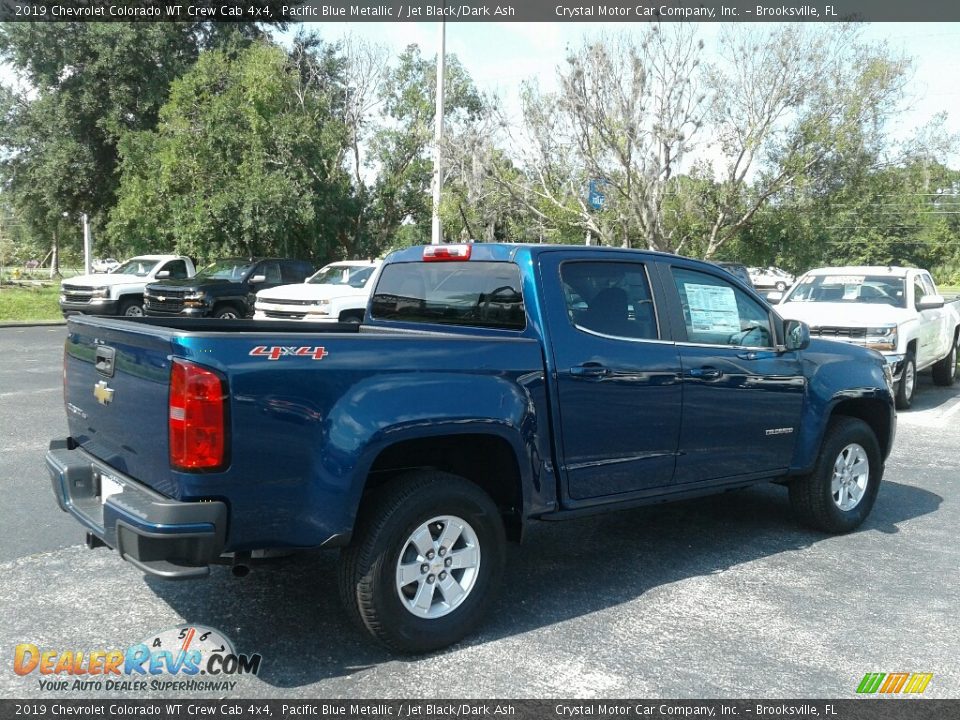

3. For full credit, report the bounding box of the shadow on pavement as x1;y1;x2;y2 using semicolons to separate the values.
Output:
146;479;941;689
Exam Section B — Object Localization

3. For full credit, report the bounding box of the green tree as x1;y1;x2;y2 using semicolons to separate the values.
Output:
0;22;267;264
367;44;483;254
108;40;355;263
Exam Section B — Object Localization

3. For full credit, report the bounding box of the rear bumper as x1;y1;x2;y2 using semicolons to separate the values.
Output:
47;440;227;580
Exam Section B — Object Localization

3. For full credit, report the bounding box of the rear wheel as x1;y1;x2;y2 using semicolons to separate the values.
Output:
338;471;506;653
775;281;787;292
894;351;916;410
932;336;958;386
789;416;882;534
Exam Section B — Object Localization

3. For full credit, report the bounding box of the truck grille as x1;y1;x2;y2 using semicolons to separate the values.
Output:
61;287;96;302
259;297;314;306
264;310;307;320
810;326;867;340
144;289;185;313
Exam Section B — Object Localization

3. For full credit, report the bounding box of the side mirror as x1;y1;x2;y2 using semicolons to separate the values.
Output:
249;274;266;285
917;294;945;311
155;270;170;279
784;319;811;351
765;291;783;304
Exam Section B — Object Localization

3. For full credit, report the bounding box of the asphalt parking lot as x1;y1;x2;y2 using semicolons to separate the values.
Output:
1;325;958;699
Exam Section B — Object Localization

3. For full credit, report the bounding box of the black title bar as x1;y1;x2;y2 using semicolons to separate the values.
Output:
0;700;957;720
3;0;960;22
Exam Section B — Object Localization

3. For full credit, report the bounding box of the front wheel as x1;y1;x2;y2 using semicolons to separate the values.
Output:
213;305;242;320
119;297;143;317
338;471;506;653
789;416;882;534
895;351;916;410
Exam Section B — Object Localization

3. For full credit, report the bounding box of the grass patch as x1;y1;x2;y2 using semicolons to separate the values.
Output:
0;283;63;322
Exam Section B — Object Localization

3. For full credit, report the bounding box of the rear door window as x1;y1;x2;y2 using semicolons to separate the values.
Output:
559;261;659;340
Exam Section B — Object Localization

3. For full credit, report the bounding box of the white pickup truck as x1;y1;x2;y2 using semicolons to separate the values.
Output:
253;260;380;323
775;266;960;409
60;255;196;318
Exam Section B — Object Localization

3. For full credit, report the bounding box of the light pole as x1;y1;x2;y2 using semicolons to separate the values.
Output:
64;211;92;275
431;19;446;245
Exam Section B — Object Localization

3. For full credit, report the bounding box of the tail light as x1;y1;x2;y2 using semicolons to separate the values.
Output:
169;359;227;471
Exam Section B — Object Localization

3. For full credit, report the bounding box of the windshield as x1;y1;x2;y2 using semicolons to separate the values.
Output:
784;274;906;308
308;264;376;288
195;259;256;280
112;258;160;277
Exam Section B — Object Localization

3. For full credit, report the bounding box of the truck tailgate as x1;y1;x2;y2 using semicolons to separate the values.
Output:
64;318;180;496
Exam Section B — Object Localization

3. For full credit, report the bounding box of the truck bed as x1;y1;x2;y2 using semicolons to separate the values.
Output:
61;314;545;552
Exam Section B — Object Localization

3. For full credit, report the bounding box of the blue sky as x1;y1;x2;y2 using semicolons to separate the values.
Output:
308;21;960;156
2;21;956;159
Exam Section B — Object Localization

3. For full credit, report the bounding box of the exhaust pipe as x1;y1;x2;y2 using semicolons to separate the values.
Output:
231;551;251;578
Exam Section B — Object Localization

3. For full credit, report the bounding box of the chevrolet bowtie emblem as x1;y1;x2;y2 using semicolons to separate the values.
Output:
94;380;114;406
157;296;165;302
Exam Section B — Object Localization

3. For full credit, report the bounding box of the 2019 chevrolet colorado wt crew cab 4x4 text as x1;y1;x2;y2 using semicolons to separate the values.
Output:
48;244;896;652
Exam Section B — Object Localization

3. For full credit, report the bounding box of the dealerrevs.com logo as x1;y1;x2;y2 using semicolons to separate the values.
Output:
13;625;262;693
857;673;933;695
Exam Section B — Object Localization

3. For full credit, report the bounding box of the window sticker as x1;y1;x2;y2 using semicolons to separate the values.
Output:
824;275;865;285
684;283;740;333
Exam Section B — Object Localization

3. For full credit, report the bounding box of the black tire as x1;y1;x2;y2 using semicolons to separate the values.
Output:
339;312;363;324
119;297;143;317
895;351;916;410
789;416;882;534
338;471;506;653
931;335;958;387
213;305;242;320
775;281;787;292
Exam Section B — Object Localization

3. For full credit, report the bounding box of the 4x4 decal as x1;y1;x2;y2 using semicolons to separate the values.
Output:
249;346;329;361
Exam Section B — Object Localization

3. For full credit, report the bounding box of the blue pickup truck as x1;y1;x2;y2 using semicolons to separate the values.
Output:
48;244;896;652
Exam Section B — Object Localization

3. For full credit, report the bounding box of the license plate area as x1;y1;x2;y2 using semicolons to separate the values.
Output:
100;473;123;505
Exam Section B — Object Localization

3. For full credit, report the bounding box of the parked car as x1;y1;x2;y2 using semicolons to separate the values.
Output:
144;257;314;319
776;266;960;409
254;260;381;323
714;261;754;288
49;244;895;653
750;266;795;292
24;259;40;270
91;258;121;273
60;255;196;317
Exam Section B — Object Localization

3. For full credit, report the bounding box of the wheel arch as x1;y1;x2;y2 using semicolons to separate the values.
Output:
357;429;528;543
337;308;365;323
829;398;893;460
790;391;895;476
212;300;245;317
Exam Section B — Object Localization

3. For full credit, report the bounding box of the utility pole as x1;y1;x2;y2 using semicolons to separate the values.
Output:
82;213;91;276
430;19;446;245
